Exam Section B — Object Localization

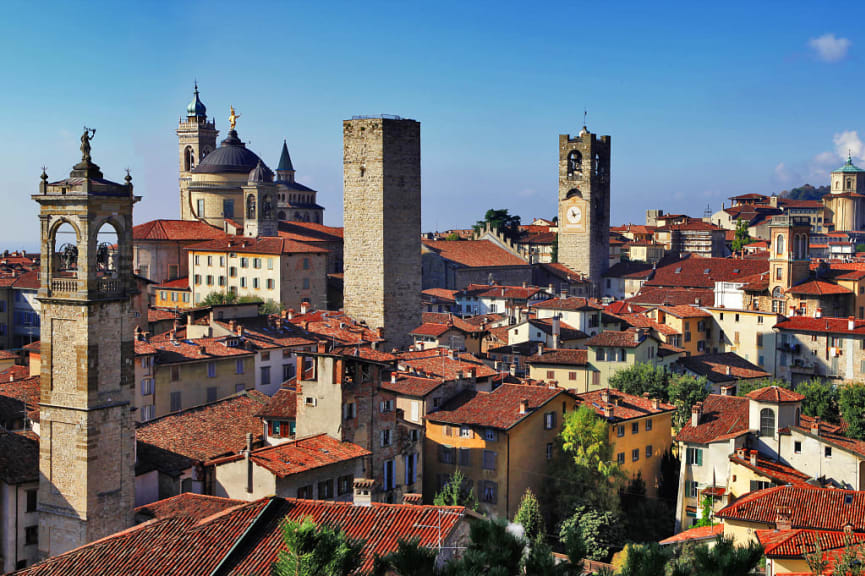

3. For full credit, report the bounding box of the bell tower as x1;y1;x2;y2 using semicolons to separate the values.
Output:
33;129;138;558
178;83;218;220
557;125;611;295
243;161;278;238
768;214;811;312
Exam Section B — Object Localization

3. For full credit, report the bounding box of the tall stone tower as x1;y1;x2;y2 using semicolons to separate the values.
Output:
343;116;421;349
557;126;611;295
33;130;138;558
178;83;218;219
768;214;811;310
243;161;278;238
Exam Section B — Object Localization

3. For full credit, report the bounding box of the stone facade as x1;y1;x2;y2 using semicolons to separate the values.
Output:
557;128;611;294
177;87;218;220
343;117;421;349
33;148;137;558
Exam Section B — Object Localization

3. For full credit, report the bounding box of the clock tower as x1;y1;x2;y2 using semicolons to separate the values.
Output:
557;125;611;295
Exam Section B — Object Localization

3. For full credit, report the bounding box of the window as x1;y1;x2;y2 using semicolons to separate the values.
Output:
459;448;471;466
632;448;640;462
267;258;273;270
303;257;310;270
405;453;418;485
197;199;205;217
266;278;275;290
261;351;271;361
229;266;237;277
617;452;625;465
546;442;553;460
218;276;226;287
646;445;653;458
544;412;556;430
261;366;271;386
283;363;295;381
141;378;154;396
569;371;577;381
26;489;37;513
317;479;334;499
409;429;420;443
206;275;213;286
253;258;262;269
825;446;833;458
338;475;353;495
686;447;703;466
206;387;217;403
547;370;555;379
759;408;775;438
482;450;497;470
380;399;395;413
439;445;456;464
343;402;356;420
207;361;216;378
25;526;38;546
645;418;653;432
631;422;639;435
685;480;699;498
303;278;310;290
207;255;213;266
297;485;313;499
380;428;392;447
749;480;771;492
194;274;202;285
460;425;472;438
484;428;497;442
596;349;605;361
483;481;498;504
241;257;249;268
223;199;234;218
794;441;802;454
383;460;395;491
142;405;155;421
170;391;182;412
617;425;625;437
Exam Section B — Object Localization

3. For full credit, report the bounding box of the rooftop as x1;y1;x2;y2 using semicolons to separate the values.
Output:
676;394;750;445
422;239;528;268
575;388;675;422
216;434;370;478
254;387;296;420
677;353;771;383
426;383;562;430
746;385;804;403
525;348;589;367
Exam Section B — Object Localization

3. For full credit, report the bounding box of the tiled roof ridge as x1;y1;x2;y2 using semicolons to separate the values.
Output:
136;390;267;429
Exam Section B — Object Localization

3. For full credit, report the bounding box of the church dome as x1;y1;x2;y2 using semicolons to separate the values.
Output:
248;160;273;183
834;154;865;173
194;130;273;177
186;84;207;117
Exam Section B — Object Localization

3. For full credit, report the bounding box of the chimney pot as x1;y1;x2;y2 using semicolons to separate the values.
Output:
652;398;660;410
750;450;757;467
811;416;820;436
849;316;856;331
725;365;732;376
691;402;703;427
519;398;529;414
601;389;610;404
391;372;397;384
537;342;544;356
287;308;295;320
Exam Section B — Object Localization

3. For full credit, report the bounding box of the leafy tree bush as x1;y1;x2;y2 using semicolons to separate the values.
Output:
797;378;840;423
840;382;865;441
373;538;438;576
668;374;709;429
442;518;524;576
271;517;364;576
609;364;670;402
472;209;521;241
731;219;752;253
433;469;478;510
559;506;623;562
260;298;284;315
513;488;545;542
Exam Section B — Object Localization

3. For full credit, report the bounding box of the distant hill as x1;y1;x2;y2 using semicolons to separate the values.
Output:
780;184;830;201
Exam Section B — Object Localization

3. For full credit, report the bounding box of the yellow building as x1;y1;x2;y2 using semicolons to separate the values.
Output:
646;305;711;356
525;348;593;391
574;388;675;497
134;335;255;421
585;328;683;389
154;277;194;309
424;384;565;518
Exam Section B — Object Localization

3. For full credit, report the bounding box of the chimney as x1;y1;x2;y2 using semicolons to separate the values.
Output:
725;365;732;377
692;402;703;427
548;283;554;295
601;389;610;404
537;342;544;356
300;301;310;314
775;506;792;531
811;416;820;437
245;432;254;494
749;449;758;467
135;325;143;341
560;289;567;300
602;404;614;419
376;327;385;340
229;320;237;333
353;479;374;507
390;372;397;384
317;340;326;353
736;447;746;459
287;308;295;320
519;398;529;414
652;398;660;410
522;281;527;288
815;307;823;319
634;330;642;343
469;367;477;382
849;316;856;331
237;325;244;338
198;344;206;355
403;493;423;505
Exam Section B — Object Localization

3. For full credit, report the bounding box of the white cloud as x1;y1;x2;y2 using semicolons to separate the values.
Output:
774;162;798;185
833;130;863;160
808;33;851;62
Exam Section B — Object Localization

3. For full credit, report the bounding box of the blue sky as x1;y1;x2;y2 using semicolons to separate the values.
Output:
1;0;863;249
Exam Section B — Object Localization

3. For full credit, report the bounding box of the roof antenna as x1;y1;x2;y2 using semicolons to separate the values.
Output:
583;108;588;127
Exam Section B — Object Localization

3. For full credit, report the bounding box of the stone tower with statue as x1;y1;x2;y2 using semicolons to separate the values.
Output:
342;116;421;349
557;125;611;294
33;129;137;558
178;83;218;220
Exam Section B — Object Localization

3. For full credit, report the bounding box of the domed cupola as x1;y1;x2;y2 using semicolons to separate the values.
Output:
193;129;273;178
186;82;207;118
248;160;273;183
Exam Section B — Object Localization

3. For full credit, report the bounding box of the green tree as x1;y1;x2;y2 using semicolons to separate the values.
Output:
686;536;764;576
473;209;522;241
781;184;830;201
620;473;675;545
731;219;752;253
840;382;865;441
443;518;524;576
433;469;479;511
609;363;670;402
373;538;439;576
618;542;672;576
523;533;585;576
657;449;681;504
559;506;623;562
797;378;840;423
202;291;238;306
513;489;545;543
830;533;864;576
561;405;618;477
271;517;364;576
804;536;828;576
260;299;284;315
668;374;709;429
694;496;714;528
551;232;558;263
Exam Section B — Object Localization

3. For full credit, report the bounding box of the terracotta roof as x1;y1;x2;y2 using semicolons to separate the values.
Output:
627;287;715;307
646;255;768;289
0;365;30;380
157;277;190;290
659;523;724;545
729;452;811;487
396;348;496;380
329;345;398;363
527;318;588;341
775;316;865;336
420;312;482;333
381;372;444;398
136;391;270;476
789;424;865;460
605;301;646;315
461;283;548;300
676;394;750;444
654;304;711;319
603;260;656;279
717;485;865;531
287;310;383;345
677;353;771;383
525;348;589;367
133;219;227;242
461;313;506;327
277;220;344;242
411;322;458;337
575;388;675;422
539;262;592;282
136;336;254;364
0;429;38;484
426;383;562;430
254;387;296;420
136;492;245;522
422;288;458;303
615;313;680;336
148;308;181;323
532;297;603;312
746;386;804;403
10;269;40;290
0;376;41;423
585;329;654;348
787;280;853;296
422;239;528;268
18;496;465;576
486;326;510;346
214;317;316;350
218;434;370;477
758;528;865;559
187;236;328;255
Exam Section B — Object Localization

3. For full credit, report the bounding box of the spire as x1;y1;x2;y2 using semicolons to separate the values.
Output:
187;83;207;118
277;140;294;172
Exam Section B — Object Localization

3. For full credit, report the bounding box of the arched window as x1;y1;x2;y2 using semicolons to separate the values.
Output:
760;408;775;438
848;179;853;190
567;151;582;177
772;286;782;298
184;146;195;171
566;188;582;199
775;234;785;255
594;153;601;176
795;407;801;426
246;195;256;219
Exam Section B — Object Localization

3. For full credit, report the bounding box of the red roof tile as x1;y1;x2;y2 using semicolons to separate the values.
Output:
790;424;865;459
133;219;227;242
422;239;528;268
411;322;457;337
659;523;724;545
0;376;40;423
758;528;865;559
136;336;254;364
187;236;328;255
539;262;592;282
426;383;562;430
678;353;771;383
136;492;245;522
585;329;654;348
746;386;804;403
605;301;646;315
675;394;750;444
157;277;190;290
223;434;369;477
422;288;458;303
396;348;496;380
654;305;711;319
533;296;603;312
420;312;482;333
717;486;865;531
627;287;715;307
575;388;675;421
729;452;811;487
645;255;768;289
775;316;865;336
254;387;296;420
787;280;853;296
525;348;588;367
287;310;383;346
462;283;548;300
277;220;344;241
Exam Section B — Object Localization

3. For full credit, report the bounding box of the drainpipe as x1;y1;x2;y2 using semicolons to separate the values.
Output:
506;434;511;518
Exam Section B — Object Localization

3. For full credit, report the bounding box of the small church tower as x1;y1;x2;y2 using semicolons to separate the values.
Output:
33;129;138;557
276;140;295;184
178;83;218;219
768;214;811;313
243;161;278;238
557;125;611;294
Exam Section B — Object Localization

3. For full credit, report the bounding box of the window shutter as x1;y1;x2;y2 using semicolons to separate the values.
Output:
696;449;703;466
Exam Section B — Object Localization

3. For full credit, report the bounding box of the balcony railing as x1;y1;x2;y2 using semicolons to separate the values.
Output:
51;278;78;293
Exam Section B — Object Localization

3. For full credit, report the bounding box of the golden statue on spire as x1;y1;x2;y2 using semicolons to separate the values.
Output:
229;106;241;130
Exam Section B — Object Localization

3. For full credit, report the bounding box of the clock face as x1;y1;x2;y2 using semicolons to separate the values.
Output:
567;205;582;224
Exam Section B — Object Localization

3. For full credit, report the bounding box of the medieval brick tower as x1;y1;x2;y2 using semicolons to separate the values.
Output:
768;214;811;313
33;130;137;558
343;116;421;349
557;126;611;295
178;83;218;219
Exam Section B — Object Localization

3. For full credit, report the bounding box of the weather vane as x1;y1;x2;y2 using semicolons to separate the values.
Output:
229;106;241;130
583;108;587;127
